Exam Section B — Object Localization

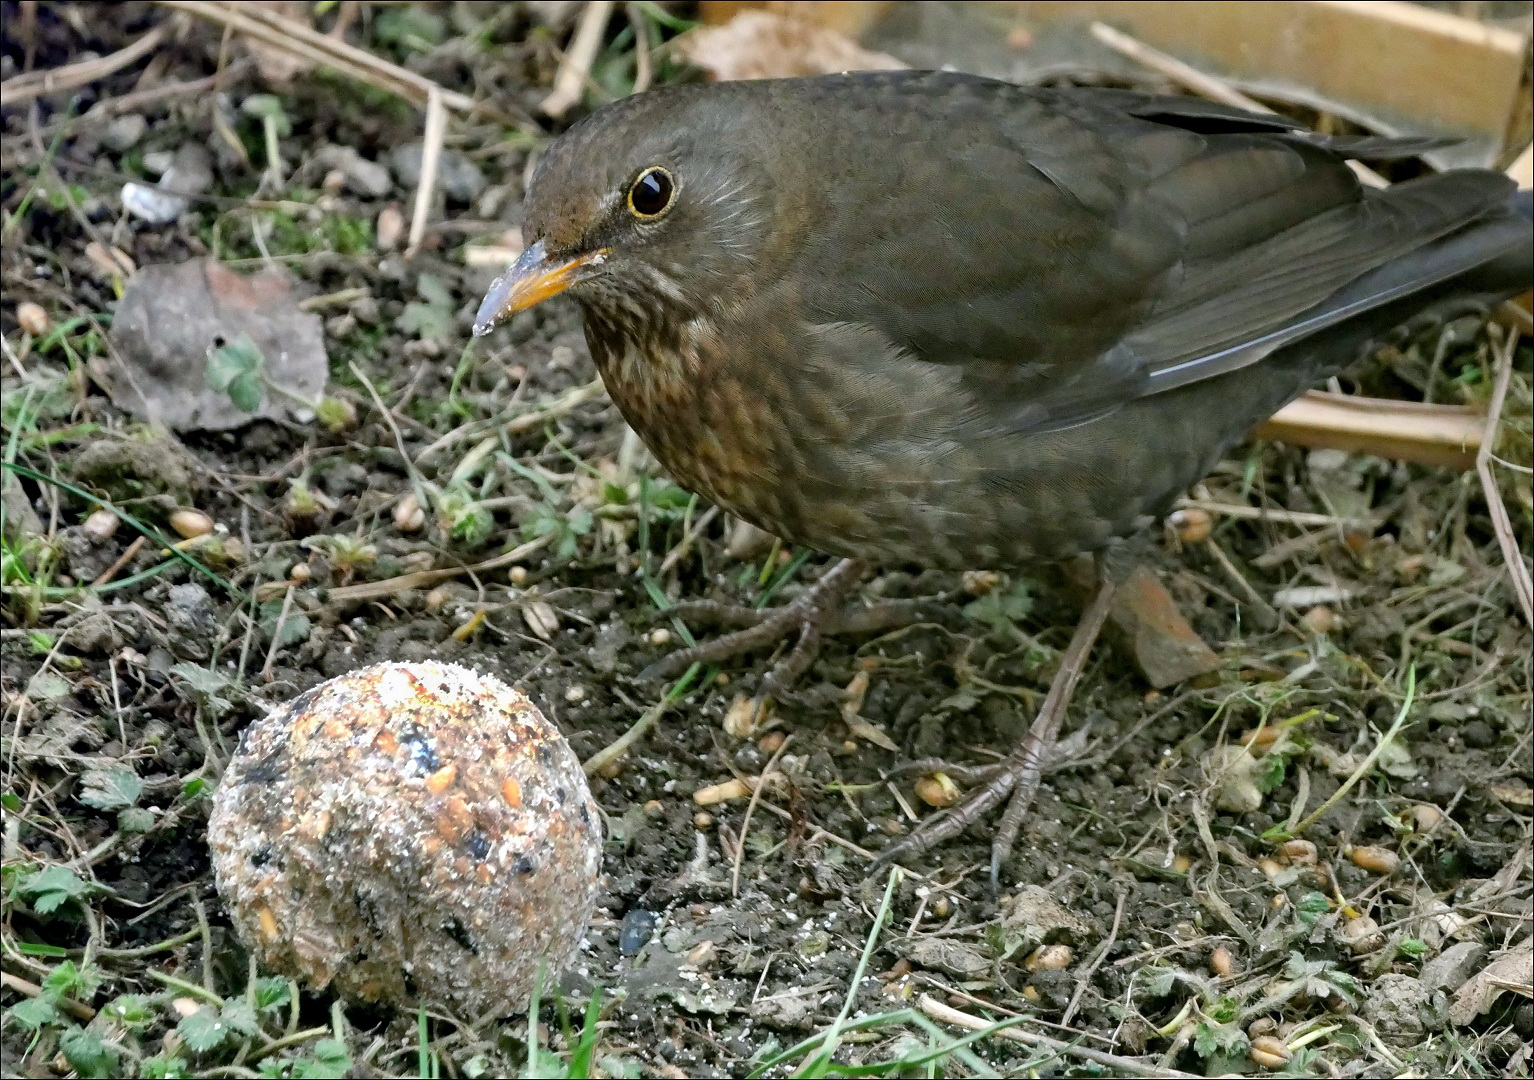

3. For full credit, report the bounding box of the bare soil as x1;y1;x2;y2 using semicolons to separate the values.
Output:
2;5;1530;1078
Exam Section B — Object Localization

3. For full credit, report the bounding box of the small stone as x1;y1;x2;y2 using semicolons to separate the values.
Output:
376;205;404;251
393;492;425;532
1420;941;1487;993
101;113;148;152
1203;744;1263;813
1302;604;1338;634
314;145;393;198
389;142;485;203
618;909;657;956
164;583;218;659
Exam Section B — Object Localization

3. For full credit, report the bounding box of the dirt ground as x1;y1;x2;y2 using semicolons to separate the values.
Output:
2;4;1531;1078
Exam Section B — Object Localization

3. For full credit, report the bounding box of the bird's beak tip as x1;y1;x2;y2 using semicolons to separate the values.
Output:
472;240;609;337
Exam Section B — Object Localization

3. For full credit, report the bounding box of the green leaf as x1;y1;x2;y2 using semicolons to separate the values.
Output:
79;767;143;810
171;662;237;718
1205;996;1240;1024
178;1004;233;1053
416;273;453;309
7;995;61;1028
18;864;91;914
1;792;21;812
399;274;457;342
375;5;446;51
43;959;100;1000
1256;752;1287;794
182;776;206;800
1192;1019;1248;1059
61;1026;117;1078
118;806;156;834
142;1055;192;1079
220;999;262;1038
1140;965;1178;997
228;369;266;413
306;1039;352;1078
253;977;291;1013
1294;891;1332;925
962;579;1034;629
102;993;157;1030
241;94;292;136
398;301;454;343
206;334;265;393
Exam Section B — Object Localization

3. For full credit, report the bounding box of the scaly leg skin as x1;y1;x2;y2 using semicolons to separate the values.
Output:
642;558;868;701
873;570;1118;887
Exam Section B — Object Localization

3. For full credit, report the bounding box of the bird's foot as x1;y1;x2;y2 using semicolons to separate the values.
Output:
873;573;1118;887
642;558;869;701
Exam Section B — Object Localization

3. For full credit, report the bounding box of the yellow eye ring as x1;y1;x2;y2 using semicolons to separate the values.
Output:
627;166;675;219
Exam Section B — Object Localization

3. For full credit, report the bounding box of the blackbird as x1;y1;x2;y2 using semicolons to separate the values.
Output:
476;72;1531;871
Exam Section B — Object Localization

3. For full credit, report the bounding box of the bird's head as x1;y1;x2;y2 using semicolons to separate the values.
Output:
473;86;789;340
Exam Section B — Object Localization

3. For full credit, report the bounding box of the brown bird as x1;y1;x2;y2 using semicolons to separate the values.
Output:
476;72;1530;873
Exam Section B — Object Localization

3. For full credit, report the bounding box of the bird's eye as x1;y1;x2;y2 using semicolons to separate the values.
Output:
627;167;674;219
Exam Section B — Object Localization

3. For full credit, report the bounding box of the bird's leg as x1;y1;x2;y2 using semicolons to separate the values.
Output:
873;568;1118;885
642;558;867;698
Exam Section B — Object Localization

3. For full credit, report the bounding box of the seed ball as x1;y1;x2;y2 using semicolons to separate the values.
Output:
207;661;602;1016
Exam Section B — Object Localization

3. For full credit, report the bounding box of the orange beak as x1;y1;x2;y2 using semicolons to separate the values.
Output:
472;240;611;336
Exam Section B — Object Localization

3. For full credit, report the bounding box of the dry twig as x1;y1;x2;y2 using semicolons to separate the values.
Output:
1475;329;1534;625
918;995;1198;1079
405;87;446;258
541;1;616;119
0;24;167;105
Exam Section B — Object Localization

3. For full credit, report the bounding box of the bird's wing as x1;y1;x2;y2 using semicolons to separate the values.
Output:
791;75;1516;435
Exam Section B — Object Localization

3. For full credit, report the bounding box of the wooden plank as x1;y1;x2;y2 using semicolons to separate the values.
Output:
1255;391;1485;471
992;2;1526;152
699;1;895;37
